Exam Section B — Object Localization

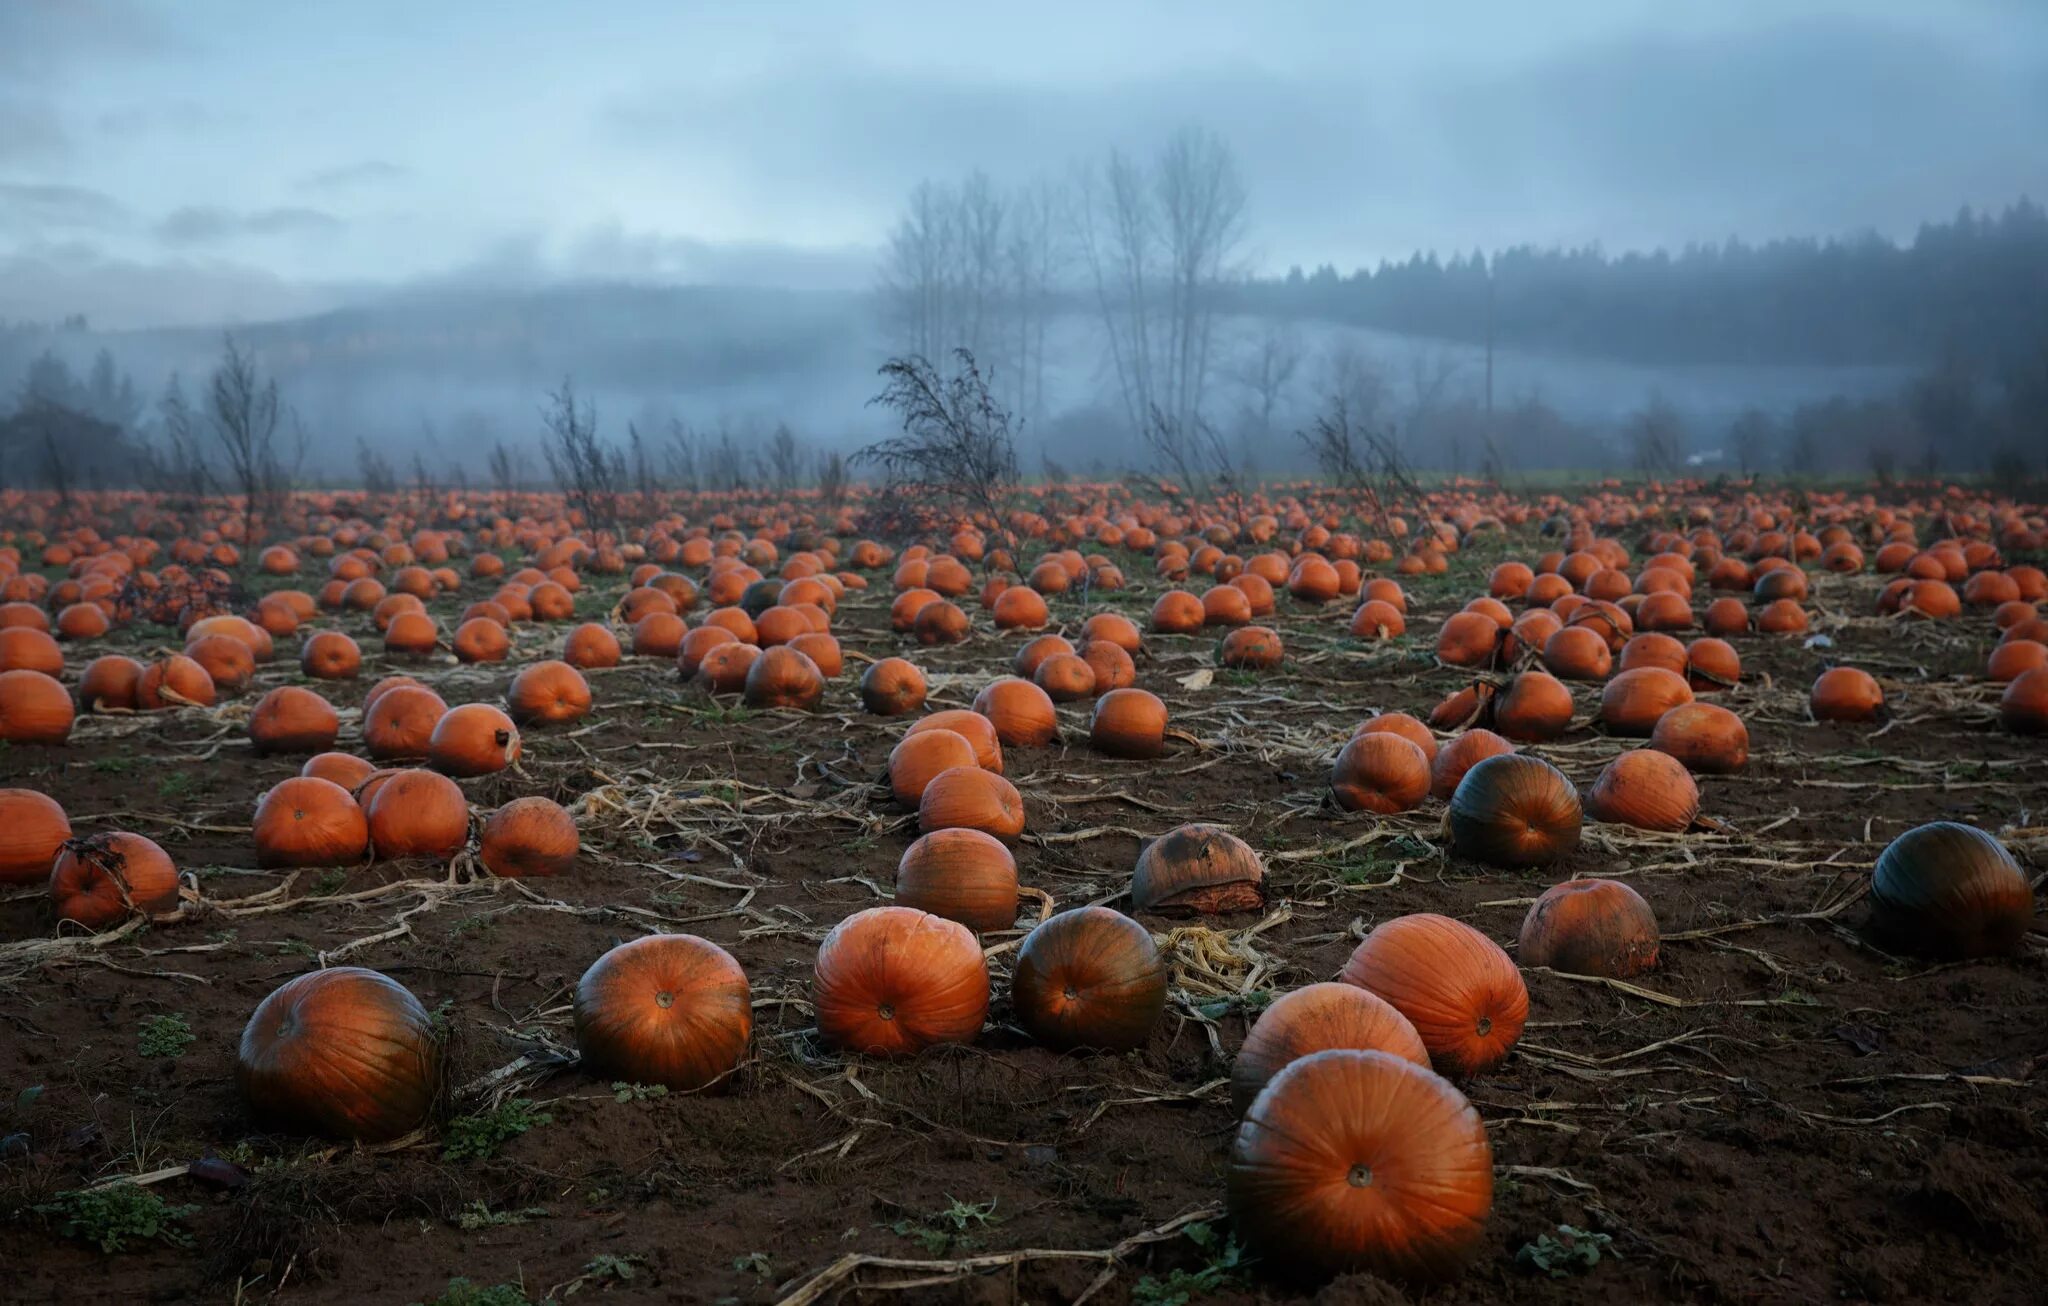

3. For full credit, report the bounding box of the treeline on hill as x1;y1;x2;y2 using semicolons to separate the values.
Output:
1236;200;2048;371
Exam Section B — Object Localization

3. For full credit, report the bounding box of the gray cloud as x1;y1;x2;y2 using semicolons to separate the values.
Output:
602;12;2048;267
295;160;414;194
564;224;876;290
0;100;71;164
94;98;248;137
0;182;130;235
0;246;370;329
155;205;344;245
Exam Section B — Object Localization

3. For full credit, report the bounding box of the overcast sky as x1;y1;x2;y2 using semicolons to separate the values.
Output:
3;0;2044;328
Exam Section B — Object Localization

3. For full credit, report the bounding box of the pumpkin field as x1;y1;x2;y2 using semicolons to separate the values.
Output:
0;481;2043;1305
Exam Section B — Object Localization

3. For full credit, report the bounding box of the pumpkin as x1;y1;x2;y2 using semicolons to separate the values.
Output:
382;610;440;655
0;788;71;884
1011;906;1167;1052
1131;823;1265;914
789;632;843;678
1202;584;1252;627
1599;666;1692;735
1340;913;1527;1078
574;934;751;1090
1013;634;1075;679
1869;822;2032;958
1518;878;1660;977
1434;612;1501;668
1081;612;1142;653
695;641;761;692
1428;729;1514;800
0;626;63;675
1648;702;1749;774
0;669;75;743
895;828;1018;932
136;654;216;710
1032;652;1096;701
860;657;928;715
50;832;180;928
363;684;449;760
364;768;469;861
1542;625;1611;680
237;966;440;1142
1585;748;1698;831
917;766;1026;841
889;729;978;806
1353;712;1436;766
1229;1049;1492;1279
1330;733;1431;815
302;752;375;790
1811;667;1884;722
451;617;510;664
427;703;522;777
813;906;989;1057
1493;671;1574;742
507;660;592;726
248;686;340;754
1082;640;1138;693
912;599;970;645
1618;632;1687;676
1448;754;1581;868
1219;625;1284;670
1231;982;1429;1114
184;633;255;693
991;585;1050;629
562;622;623;668
2000;667;2048;734
973;677;1059;746
1685;637;1741;692
908;709;1005;772
632;611;689;657
742;645;824;709
78;654;144;710
299;631;362;680
1150;589;1205;633
252;776;369;869
1091;687;1167;758
676;625;738;677
479;796;579;878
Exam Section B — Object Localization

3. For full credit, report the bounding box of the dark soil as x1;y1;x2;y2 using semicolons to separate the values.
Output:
1;529;2043;1305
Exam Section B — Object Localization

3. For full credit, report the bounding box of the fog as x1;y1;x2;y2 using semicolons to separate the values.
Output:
3;1;2045;484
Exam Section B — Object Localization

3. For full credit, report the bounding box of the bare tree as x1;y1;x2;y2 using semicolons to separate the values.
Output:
627;422;659;499
539;377;623;533
816;449;849;508
856;350;1018;561
663;418;698;490
1075;128;1246;445
357;439;398;493
204;335;296;555
1230;321;1304;450
1298;391;1420;539
141;374;211;501
40;427;75;524
1626;396;1687;478
1005;177;1068;428
486;441;527;493
1728;408;1776;478
760;422;807;489
879;180;962;362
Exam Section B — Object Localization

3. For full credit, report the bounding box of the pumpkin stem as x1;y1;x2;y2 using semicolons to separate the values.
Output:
655;991;674;1009
1476;1015;1494;1036
877;1003;895;1021
1347;1163;1374;1188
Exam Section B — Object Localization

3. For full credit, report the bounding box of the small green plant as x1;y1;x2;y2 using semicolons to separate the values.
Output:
443;1098;552;1162
1516;1224;1615;1278
310;869;348;896
733;1252;772;1276
612;1082;669;1103
157;771;197;800
91;756;137;774
412;1279;533;1306
1195;990;1275;1022
890;1196;999;1254
1131;1222;1247;1306
34;1183;198;1253
138;1014;196;1059
454;1202;548;1230
551;1254;646;1297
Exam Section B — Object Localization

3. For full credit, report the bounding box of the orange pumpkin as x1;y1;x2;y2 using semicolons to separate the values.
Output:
1492;671;1575;743
299;630;362;680
136;654;216;710
427;703;521;777
917;766;1026;841
1586;748;1699;831
1330;732;1431;815
1341;913;1527;1078
0;788;71;884
1219;624;1284;670
907;710;1004;773
973;677;1058;746
1810;667;1884;722
1648;702;1749;774
895;827;1018;932
479;796;579;878
77;654;144;710
1353;712;1436;766
363;684;449;760
563;621;623;669
237;966;441;1141
302;751;375;790
1131;823;1265;914
0;669;75;743
252;776;369;869
695;641;761;692
1229;1049;1492;1279
1231;982;1429;1113
859;657;927;715
50;832;180;928
364;768;469;860
1090;687;1167;758
249;686;340;754
1428;729;1514;800
1599;666;1693;735
507;660;593;726
812;906;989;1057
1010;906;1167;1052
574;934;751;1090
2000;667;2048;734
742;645;824;709
1518;878;1660;977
